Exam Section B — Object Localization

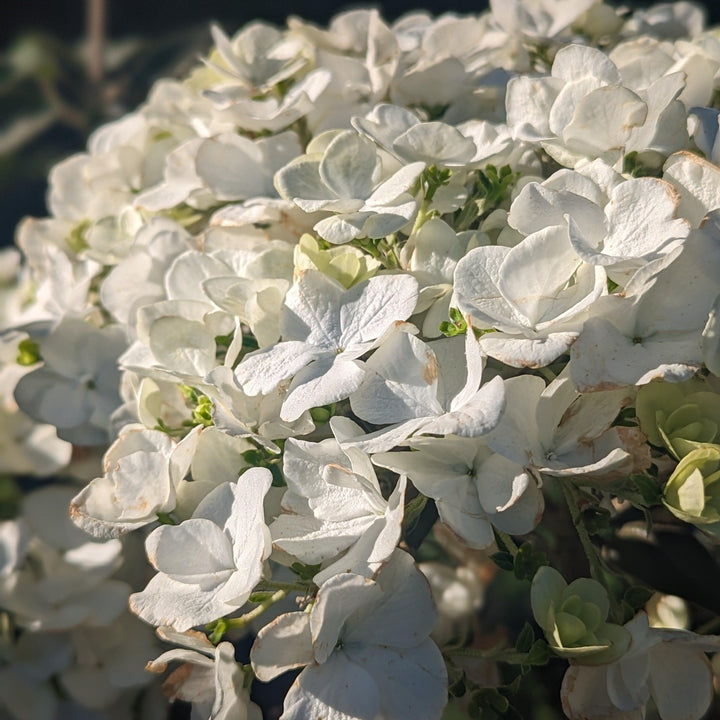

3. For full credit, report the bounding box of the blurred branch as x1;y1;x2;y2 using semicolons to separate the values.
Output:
86;0;106;85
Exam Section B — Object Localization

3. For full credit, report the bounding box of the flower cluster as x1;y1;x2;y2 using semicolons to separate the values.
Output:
3;1;720;719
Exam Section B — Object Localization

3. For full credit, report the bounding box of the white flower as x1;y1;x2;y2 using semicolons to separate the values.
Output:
663;150;720;227
400;218;481;337
562;612;720;720
270;437;406;584
1;487;129;631
206;22;308;92
275;130;424;244
129;469;272;631
235;269;418;422
70;425;199;539
346;329;505;452
571;213;720;390
453;223;606;368
59;613;158;711
352;104;478;167
147;627;261;720
484;371;649;482
14;318;126;445
374;433;543;549
135;132;301;211
506;44;650;167
419;562;484;647
251;550;447;720
204;70;332;134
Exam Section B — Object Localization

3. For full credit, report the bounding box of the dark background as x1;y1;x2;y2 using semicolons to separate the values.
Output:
1;0;720;249
3;0;720;45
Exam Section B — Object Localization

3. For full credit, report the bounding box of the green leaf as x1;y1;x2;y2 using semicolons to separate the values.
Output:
490;551;515;572
290;562;322;581
402;493;428;536
524;639;551;666
580;506;611;535
0;477;22;519
309;404;335;425
632;475;662;506
514;542;548;581
515;622;534;653
624;585;654;610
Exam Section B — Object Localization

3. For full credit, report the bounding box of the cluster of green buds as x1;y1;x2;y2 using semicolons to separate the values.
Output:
637;378;720;536
663;446;720;536
531;567;631;665
636;378;720;460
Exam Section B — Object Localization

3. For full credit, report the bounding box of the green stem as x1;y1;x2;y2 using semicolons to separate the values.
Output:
536;366;556;383
561;481;619;618
410;202;429;236
224;589;289;631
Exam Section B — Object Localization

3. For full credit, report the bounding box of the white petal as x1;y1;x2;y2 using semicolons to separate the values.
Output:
320;131;379;200
648;644;714;720
251;612;313;682
344;641;447;720
281;654;380;720
311;574;383;664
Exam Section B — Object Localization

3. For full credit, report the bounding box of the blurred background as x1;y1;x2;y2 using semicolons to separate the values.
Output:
1;0;720;249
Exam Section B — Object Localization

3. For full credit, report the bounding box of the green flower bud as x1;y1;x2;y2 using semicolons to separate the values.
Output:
294;234;380;289
531;566;630;665
663;446;720;536
636;378;720;459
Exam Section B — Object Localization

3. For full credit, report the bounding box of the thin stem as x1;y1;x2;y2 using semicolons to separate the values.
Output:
86;0;106;85
696;615;720;635
561;480;619;618
410;202;429;236
225;589;289;630
536;366;556;383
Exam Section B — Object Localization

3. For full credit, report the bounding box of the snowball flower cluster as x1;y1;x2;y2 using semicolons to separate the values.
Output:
3;1;720;719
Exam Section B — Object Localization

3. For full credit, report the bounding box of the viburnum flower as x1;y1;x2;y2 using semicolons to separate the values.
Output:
506;44;657;167
70;425;199;538
7;5;720;720
400;218;481;337
270;436;406;584
561;612;720;720
351;103;480;167
147;627;261;720
235;269;418;422
453;222;606;368
274;130;424;244
14;318;126;445
373;434;543;549
130;469;272;631
570;212;720;391
0;488;130;631
346;328;505;452
251;550;447;720
484;372;649;483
